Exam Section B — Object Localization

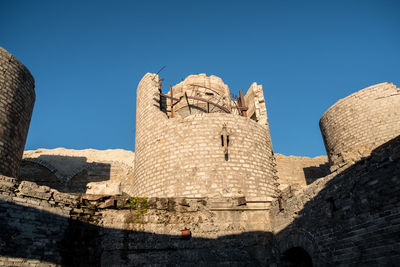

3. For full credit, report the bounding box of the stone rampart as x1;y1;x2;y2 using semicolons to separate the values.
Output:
0;174;273;266
319;82;400;171
270;135;400;266
0;47;35;177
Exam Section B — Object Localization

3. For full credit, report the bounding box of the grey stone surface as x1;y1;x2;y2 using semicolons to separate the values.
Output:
0;47;35;177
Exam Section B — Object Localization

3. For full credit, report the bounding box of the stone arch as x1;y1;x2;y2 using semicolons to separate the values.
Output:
281;247;313;267
66;162;109;193
67;161;134;195
275;229;326;267
19;159;64;191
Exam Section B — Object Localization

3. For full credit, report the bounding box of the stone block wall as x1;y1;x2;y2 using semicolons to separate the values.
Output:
19;148;135;195
274;154;329;191
169;74;232;117
244;82;269;126
0;174;274;266
270;135;400;266
134;74;277;198
319;82;400;171
0;47;35;177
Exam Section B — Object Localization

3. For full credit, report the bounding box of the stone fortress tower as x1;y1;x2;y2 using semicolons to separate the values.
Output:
0;47;35;178
133;73;278;198
320;82;400;171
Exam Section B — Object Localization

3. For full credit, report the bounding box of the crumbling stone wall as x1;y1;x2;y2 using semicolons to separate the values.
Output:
169;74;232;117
0;47;35;177
319;82;400;171
0;174;274;266
19;148;135;195
134;73;277;198
244;82;269;126
270;135;400;266
274;154;329;191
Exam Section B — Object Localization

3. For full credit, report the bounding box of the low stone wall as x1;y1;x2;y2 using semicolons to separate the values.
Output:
0;175;273;266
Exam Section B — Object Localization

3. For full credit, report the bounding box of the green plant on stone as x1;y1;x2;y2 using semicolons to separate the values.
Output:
127;197;148;213
126;197;148;224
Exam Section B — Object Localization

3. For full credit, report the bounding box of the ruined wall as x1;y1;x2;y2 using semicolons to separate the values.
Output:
0;176;78;266
19;148;135;195
274;154;329;191
0;174;274;266
0;47;35;177
270;135;400;266
134;73;277;198
320;82;400;171
169;74;232;117
244;82;269;126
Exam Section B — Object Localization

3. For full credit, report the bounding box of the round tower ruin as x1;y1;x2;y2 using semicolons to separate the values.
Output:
319;82;400;171
0;47;35;177
133;73;277;198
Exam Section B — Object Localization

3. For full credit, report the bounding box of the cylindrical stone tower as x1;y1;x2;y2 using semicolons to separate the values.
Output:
133;73;277;198
319;82;400;171
0;47;35;177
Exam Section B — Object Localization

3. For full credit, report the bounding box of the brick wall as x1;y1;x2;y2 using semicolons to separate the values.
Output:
0;47;35;177
319;82;400;171
134;74;277;198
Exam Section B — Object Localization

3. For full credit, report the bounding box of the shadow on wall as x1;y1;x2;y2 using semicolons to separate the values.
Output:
302;162;330;185
18;155;111;193
274;135;400;266
0;199;275;266
3;135;399;266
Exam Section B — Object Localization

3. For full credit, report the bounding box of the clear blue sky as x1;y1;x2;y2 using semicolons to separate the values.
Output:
1;0;399;156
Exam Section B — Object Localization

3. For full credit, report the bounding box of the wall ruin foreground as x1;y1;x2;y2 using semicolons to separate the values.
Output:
0;135;399;266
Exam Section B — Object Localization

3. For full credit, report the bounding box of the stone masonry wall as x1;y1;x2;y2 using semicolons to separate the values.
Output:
274;154;329;191
19;148;135;195
244;82;269;126
134;74;277;198
0;47;35;177
0;174;274;266
169;74;232;117
270;135;400;266
319;82;400;171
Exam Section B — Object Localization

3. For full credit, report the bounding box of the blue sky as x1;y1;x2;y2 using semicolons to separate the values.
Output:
1;0;399;156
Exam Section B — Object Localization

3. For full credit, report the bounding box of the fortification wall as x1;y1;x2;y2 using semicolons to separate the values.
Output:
0;47;35;177
270;135;400;266
274;154;329;191
0;175;273;266
319;82;400;171
134;74;277;198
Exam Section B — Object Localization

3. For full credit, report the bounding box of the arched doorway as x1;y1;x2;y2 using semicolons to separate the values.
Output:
281;247;313;267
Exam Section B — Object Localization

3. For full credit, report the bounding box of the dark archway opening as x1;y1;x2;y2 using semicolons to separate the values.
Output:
281;247;313;267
